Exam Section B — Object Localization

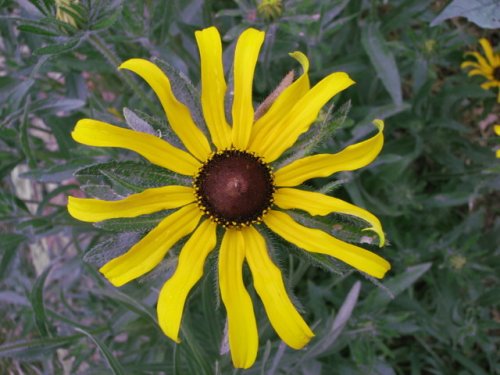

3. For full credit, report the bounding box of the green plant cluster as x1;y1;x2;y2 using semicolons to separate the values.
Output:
1;0;499;374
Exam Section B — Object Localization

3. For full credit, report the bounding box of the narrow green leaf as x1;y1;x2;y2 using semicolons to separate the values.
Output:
83;233;141;268
29;266;53;337
74;328;125;375
449;351;489;375
34;38;79;55
93;288;157;325
180;320;213;375
302;281;361;360
21;159;93;182
75;161;189;199
123;107;156;135
36;184;77;215
19;97;36;168
91;7;122;30
18;24;58;36
361;22;403;106
0;234;25;279
0;335;81;359
366;262;432;311
94;210;167;232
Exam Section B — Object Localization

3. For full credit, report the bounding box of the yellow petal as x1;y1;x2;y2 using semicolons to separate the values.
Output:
219;229;258;369
264;210;390;279
494;125;500;136
195;27;232;150
157;219;217;342
99;204;201;286
274;188;385;247
119;59;211;161
467;69;490;78
249;51;310;145
72;119;200;176
231;28;265;149
481;81;499;89
479;38;496;67
465;51;492;72
461;61;481;69
68;186;195;222
275;119;384;187
243;226;314;349
250;71;355;162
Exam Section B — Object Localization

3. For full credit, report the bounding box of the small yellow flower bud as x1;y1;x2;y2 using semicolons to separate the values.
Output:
450;255;466;270
424;39;436;54
257;0;283;21
55;0;78;27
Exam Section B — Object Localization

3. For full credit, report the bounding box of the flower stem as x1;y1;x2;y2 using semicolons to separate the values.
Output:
88;34;158;114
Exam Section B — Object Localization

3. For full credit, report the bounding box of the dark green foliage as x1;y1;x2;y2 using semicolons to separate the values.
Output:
1;0;499;374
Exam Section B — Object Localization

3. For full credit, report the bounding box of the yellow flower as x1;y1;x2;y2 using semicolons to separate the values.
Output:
68;27;390;368
461;38;500;101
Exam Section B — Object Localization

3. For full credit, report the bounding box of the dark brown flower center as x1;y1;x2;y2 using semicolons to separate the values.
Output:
493;67;500;81
193;150;275;228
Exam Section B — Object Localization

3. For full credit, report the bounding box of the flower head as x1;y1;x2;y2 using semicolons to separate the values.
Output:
68;26;390;368
461;38;500;101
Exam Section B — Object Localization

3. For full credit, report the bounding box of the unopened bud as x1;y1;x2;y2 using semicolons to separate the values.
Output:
55;0;78;27
257;0;283;21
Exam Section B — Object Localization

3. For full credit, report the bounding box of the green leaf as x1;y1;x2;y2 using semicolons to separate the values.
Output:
34;38;79;55
180;318;213;375
94;288;157;325
19;97;36;168
74;328;125;375
0;234;26;279
422;190;472;208
361;22;403;106
91;6;122;30
21;159;93;182
0;335;81;359
123;107;156;135
430;0;500;29
29;266;53;337
0;150;23;180
75;161;189;199
303;281;361;360
94;210;167;232
18;23;58;36
84;233;141;267
366;263;432;311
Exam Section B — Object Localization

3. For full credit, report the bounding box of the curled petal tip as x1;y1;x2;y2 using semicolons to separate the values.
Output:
361;227;386;247
372;119;385;132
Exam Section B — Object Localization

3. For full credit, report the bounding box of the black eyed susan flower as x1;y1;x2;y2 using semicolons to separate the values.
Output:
68;26;390;369
461;38;500;101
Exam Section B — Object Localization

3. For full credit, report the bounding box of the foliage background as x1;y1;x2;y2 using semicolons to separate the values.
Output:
0;0;499;374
